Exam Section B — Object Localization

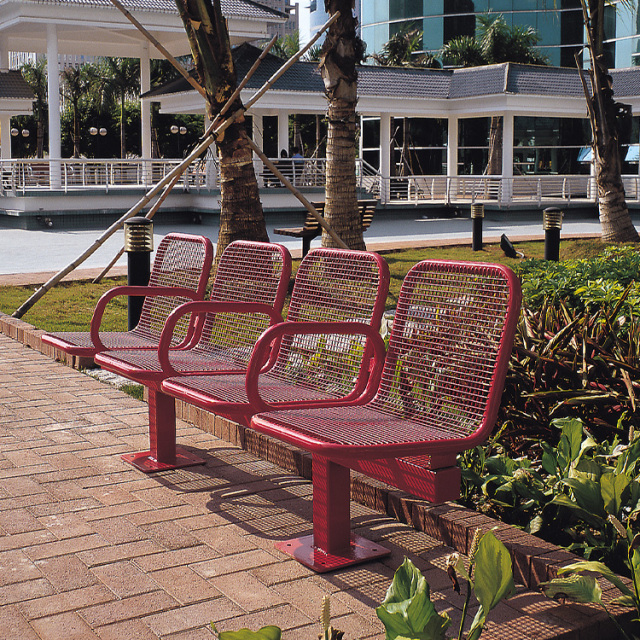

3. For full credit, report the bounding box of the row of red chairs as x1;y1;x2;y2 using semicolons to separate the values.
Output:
43;234;521;572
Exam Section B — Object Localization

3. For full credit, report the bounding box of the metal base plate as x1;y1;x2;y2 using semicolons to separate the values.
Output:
121;447;206;473
275;534;391;573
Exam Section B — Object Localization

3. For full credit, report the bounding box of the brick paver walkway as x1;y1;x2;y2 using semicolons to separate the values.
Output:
0;332;625;639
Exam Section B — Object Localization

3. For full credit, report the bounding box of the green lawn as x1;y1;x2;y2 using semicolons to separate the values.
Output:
0;238;605;331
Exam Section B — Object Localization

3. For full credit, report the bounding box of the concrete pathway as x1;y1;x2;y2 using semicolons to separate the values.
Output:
0;208;615;278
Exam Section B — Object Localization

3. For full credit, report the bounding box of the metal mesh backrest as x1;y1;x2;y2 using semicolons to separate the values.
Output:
371;260;519;439
267;248;389;396
133;233;211;345
191;241;290;365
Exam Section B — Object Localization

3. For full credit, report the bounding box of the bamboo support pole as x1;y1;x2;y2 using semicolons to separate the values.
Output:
246;136;347;250
109;0;206;98
93;36;278;283
12;138;215;318
92;169;186;283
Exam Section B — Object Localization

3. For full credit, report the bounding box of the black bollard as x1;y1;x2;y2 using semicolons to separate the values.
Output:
124;217;153;330
471;203;484;251
543;207;563;262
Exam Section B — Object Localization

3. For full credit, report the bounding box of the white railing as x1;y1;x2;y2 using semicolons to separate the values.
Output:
390;174;640;207
0;157;218;195
2;157;639;207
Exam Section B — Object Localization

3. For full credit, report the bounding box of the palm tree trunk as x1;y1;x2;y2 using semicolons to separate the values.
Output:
176;0;268;259
320;0;365;250
487;116;503;176
120;92;126;159
584;0;638;243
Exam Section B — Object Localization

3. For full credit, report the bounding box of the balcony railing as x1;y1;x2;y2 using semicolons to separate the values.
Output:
1;157;638;207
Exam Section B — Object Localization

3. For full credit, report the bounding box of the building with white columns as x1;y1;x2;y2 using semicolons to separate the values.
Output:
0;0;286;167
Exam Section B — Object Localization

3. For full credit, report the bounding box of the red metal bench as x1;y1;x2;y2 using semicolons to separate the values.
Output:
42;233;214;359
247;260;521;572
160;248;390;429
94;241;292;472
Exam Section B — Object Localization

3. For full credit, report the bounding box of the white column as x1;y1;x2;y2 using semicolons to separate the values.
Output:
0;114;11;160
47;24;61;188
277;112;289;156
501;113;514;203
447;116;458;177
140;44;151;160
379;113;392;204
0;34;8;70
252;113;264;152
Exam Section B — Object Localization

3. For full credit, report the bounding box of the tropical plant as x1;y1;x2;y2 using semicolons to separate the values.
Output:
100;57;140;158
540;514;640;639
441;14;548;175
61;65;93;157
377;539;514;640
577;0;639;243
20;57;48;158
319;0;367;251
175;0;268;259
369;26;441;68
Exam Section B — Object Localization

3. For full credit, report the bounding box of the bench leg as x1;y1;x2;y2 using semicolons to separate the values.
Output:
121;389;206;473
275;455;390;572
301;235;312;257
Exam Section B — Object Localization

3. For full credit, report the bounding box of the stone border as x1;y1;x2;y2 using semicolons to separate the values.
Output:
0;310;634;613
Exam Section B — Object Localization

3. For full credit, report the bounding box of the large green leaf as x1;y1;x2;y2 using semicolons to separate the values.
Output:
561;477;606;517
473;532;516;613
600;472;630;516
550;493;606;529
540;574;602;604
557;561;635;598
376;558;451;640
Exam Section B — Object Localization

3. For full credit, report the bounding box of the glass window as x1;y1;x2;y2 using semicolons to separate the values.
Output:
389;0;423;21
391;117;447;175
514;116;590;174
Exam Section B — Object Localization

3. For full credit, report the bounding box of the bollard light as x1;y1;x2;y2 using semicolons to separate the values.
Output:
471;203;484;251
124;217;153;330
543;207;563;262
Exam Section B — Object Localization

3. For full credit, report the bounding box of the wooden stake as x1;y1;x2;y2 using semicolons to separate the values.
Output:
246;136;347;250
12;137;215;318
92;169;187;283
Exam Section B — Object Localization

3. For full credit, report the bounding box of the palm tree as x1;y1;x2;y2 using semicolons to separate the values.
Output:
61;65;94;157
21;58;48;158
319;0;366;250
441;14;548;175
369;26;441;68
101;57;140;158
175;0;268;258
579;0;638;242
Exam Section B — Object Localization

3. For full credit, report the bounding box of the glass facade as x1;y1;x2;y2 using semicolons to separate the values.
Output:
358;0;640;69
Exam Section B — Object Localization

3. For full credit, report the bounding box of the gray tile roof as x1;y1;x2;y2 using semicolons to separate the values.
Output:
145;45;640;103
0;70;34;100
26;0;285;20
449;64;505;98
358;66;452;99
610;67;640;98
507;64;587;97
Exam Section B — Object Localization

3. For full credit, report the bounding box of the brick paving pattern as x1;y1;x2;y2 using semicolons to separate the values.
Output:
0;330;631;639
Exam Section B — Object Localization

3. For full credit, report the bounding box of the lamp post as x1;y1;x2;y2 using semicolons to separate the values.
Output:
543;207;563;262
171;124;187;158
471;203;484;251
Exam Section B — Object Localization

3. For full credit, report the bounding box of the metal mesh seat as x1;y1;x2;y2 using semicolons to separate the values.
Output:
161;248;390;426
95;241;292;472
42;233;214;358
248;260;521;572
